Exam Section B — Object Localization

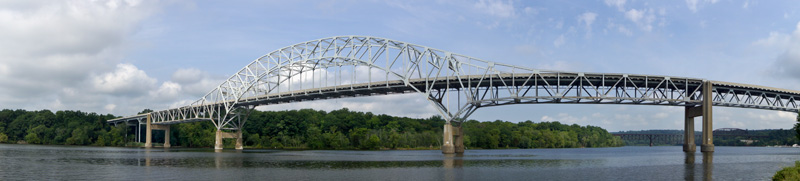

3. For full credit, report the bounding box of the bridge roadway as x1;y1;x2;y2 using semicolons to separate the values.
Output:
107;36;800;154
115;73;800;126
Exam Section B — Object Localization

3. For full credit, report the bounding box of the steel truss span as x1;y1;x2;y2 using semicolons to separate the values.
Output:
109;36;800;132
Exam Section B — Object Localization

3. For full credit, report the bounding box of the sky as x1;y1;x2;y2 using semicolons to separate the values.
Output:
1;0;800;132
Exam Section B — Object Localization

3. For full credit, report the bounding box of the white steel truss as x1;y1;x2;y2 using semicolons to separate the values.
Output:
109;36;800;130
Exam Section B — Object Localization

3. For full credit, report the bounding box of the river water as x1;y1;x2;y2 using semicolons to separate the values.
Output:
0;144;797;180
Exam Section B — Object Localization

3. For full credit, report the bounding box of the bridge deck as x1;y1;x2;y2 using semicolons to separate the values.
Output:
110;72;800;124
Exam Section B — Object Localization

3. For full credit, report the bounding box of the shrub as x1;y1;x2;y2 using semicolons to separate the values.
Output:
774;161;800;181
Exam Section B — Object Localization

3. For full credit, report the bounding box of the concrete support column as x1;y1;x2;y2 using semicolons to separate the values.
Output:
145;114;152;148
163;125;171;148
235;129;243;150
701;81;714;152
215;129;224;150
684;106;700;152
136;120;141;143
453;126;464;153
442;123;455;154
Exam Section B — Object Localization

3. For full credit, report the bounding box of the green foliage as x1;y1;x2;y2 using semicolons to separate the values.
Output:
0;108;624;151
0;132;7;143
174;122;214;147
0;109;117;146
366;135;381;150
138;109;154;114
463;120;623;149
794;109;800;142
774;161;800;181
66;127;90;145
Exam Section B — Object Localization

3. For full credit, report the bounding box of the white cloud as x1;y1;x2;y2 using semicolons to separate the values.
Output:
686;0;719;13
523;6;538;15
625;9;656;31
150;81;182;101
767;21;800;80
473;0;516;18
540;113;589;125
104;104;117;112
618;26;633;36
625;9;644;22
754;32;791;48
91;63;157;96
578;12;598;37
604;0;626;12
0;0;161;114
171;68;205;84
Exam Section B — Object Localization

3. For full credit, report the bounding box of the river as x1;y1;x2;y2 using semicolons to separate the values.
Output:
0;144;797;180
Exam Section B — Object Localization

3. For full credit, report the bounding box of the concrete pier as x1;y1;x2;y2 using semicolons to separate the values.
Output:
215;129;243;150
442;123;454;154
683;81;714;152
453;126;464;153
701;81;714;152
684;106;700;152
144;114;171;148
145;114;152;148
442;123;464;154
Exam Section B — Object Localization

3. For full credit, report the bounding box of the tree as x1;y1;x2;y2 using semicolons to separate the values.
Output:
24;125;47;144
138;109;154;114
366;135;381;150
0;133;7;143
795;110;800;142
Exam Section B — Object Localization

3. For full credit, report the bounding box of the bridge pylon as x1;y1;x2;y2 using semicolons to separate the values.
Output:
684;81;714;152
144;113;171;148
441;121;464;154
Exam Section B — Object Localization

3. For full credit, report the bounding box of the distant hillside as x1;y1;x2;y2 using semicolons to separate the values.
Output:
612;129;799;146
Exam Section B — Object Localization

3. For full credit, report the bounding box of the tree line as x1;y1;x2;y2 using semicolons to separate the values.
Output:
613;129;800;146
0;109;122;146
0;108;624;150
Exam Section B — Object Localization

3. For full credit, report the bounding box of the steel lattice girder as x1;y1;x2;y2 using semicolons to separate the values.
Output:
110;36;800;128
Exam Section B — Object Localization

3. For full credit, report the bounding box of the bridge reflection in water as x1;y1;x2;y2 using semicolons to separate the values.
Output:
684;152;714;181
613;128;768;146
108;36;800;154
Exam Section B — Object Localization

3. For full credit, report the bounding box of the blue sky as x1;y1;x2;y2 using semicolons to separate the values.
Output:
1;0;800;131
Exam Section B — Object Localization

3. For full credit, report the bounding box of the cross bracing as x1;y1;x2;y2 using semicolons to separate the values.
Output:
109;36;800;132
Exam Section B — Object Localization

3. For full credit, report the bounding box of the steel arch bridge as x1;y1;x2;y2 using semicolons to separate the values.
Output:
109;36;800;153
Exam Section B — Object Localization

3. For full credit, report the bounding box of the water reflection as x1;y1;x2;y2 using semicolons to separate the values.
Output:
443;154;464;181
684;152;713;181
443;153;464;169
684;152;694;180
2;144;797;180
144;148;151;167
703;152;713;181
